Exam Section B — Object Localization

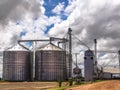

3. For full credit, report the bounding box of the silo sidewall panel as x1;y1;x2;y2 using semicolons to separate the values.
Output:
3;51;31;81
35;50;67;81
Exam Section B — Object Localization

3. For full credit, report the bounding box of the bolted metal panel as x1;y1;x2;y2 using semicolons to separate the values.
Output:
3;51;31;81
35;50;67;81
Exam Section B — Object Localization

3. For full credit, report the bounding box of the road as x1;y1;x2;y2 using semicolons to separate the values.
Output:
0;82;57;90
67;80;120;90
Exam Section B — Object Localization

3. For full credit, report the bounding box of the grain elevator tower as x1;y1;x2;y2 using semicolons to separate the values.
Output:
84;49;95;81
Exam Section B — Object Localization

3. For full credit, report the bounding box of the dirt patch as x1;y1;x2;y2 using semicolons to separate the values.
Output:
0;82;57;90
67;80;120;90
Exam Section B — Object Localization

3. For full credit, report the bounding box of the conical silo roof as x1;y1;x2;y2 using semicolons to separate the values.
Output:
6;44;29;51
38;43;63;51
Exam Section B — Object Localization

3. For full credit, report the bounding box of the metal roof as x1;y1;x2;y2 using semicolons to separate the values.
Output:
6;44;28;51
103;67;120;74
38;43;63;51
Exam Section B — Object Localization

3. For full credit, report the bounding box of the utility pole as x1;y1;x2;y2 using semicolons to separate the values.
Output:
32;41;37;81
74;53;79;67
94;39;98;79
118;50;120;77
68;28;72;77
94;39;97;64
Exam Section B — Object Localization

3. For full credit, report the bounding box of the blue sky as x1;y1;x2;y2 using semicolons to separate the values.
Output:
43;0;69;34
43;0;68;17
20;0;69;46
19;0;69;36
0;0;120;77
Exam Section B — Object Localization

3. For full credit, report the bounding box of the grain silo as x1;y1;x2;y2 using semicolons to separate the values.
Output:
84;49;95;81
3;44;31;81
35;43;67;81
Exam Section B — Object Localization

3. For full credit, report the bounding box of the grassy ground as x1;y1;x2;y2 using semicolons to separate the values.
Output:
44;86;68;90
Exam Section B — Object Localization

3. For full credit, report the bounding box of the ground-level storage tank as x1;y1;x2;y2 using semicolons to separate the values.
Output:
35;43;67;81
3;44;31;81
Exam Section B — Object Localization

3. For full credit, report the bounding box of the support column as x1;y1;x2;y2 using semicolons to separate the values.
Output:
68;28;72;77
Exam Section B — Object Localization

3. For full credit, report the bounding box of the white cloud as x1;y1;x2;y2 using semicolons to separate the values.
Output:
0;29;19;49
0;0;49;50
98;53;119;67
49;0;120;49
48;16;62;24
52;2;65;15
64;0;79;15
0;0;43;28
48;0;120;68
48;20;69;37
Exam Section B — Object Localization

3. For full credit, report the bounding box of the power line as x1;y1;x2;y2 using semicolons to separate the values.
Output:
101;54;118;68
72;34;90;49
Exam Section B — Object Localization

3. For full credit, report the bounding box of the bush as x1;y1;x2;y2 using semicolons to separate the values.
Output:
57;80;62;87
75;78;81;85
68;78;74;86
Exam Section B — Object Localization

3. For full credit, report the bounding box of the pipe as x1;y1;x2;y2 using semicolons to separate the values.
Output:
118;50;120;77
68;28;72;77
94;39;97;64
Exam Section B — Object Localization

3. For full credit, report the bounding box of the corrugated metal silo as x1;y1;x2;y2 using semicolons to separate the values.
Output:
3;44;31;81
35;43;67;81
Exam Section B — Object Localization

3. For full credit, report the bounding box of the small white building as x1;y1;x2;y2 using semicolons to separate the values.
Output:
103;67;120;79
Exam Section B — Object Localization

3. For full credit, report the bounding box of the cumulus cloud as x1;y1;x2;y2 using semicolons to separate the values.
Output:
52;2;65;15
0;0;43;28
48;0;120;68
0;0;48;49
48;0;120;50
98;53;119;67
0;30;19;49
0;0;64;50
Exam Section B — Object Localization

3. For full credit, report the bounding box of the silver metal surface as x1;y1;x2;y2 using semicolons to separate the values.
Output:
35;43;68;81
84;49;95;81
3;51;31;81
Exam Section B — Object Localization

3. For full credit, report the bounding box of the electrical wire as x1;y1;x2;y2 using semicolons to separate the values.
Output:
72;34;90;49
101;54;118;68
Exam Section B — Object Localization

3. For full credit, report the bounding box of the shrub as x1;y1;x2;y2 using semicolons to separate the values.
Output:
57;80;62;87
68;78;74;86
